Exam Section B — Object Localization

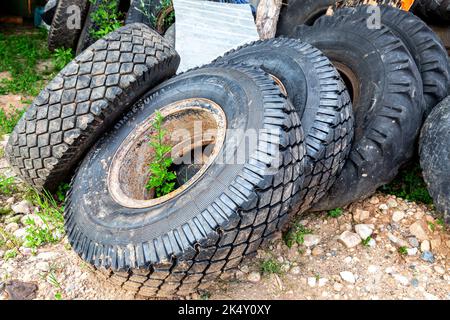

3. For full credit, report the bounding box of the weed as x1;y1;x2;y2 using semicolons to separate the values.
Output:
146;111;176;197
135;0;158;27
52;48;74;70
0;175;16;195
283;222;312;248
260;258;282;275
427;221;435;232
24;189;64;251
328;207;343;218
200;291;211;300
55;183;70;202
362;236;372;247
380;161;432;205
89;0;124;40
0;107;26;138
4;248;18;260
0;227;22;250
398;246;408;256
436;218;445;227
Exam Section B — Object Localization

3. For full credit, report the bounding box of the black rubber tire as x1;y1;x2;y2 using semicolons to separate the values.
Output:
276;0;401;36
6;23;180;192
294;15;424;211
213;38;354;214
332;5;449;114
42;0;58;26
419;96;450;225
64;64;306;297
48;0;89;51
75;0;121;55
412;0;450;23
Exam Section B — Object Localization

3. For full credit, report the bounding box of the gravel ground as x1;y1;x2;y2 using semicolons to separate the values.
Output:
0;128;448;300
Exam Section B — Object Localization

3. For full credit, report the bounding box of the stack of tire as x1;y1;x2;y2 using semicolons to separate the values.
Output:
6;3;449;298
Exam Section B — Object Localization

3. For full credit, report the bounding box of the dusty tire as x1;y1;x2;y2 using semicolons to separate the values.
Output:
6;23;180;192
48;0;89;51
64;64;306;297
332;5;449;114
419;96;450;225
213;38;354;213
412;0;450;23
294;15;424;211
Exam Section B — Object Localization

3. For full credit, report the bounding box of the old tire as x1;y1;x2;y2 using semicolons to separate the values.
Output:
65;64;306;297
294;15;424;211
6;23;180;191
419;96;450;225
332;5;449;114
213;38;354;213
48;0;89;51
412;0;450;23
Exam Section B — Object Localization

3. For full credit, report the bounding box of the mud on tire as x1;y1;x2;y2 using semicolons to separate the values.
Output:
64;64;306;297
6;23;180;191
294;15;424;211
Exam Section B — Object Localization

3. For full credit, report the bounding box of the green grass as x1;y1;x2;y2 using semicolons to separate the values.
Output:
398;246;408;256
52;48;74;71
362;236;372;247
328;207;344;218
380;161;432;205
260;258;283;275
0;107;26;138
23;189;65;252
89;0;124;40
3;248;18;260
0;175;16;195
283;222;312;248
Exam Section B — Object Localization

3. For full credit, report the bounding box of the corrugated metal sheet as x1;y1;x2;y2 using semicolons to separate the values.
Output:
173;0;260;72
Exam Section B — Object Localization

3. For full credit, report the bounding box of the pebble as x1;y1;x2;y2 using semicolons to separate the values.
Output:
392;274;409;286
340;271;356;284
379;204;388;210
408;237;419;248
368;265;378;273
5;215;21;224
239;265;249;273
387;199;398;208
409;221;429;241
392;211;405;222
311;247;323;256
411;278;419;288
303;235;321;247
6;197;15;205
387;232;409;248
247;272;261;283
420;251;435;264
420;240;430;252
333;282;343;292
354;224;373;240
13;228;27;240
37;251;60;261
430;237;441;250
433;266;445;275
318;278;328;287
407;248;418;256
338;231;361;248
5;222;19;233
11;200;33;215
307;277;316;287
354;209;370;222
36;261;50;272
369;197;380;205
290;266;301;275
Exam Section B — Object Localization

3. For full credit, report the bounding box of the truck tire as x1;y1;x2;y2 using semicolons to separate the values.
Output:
419;96;450;225
332;5;449;114
48;0;89;51
294;15;424;211
64;64;306;297
412;0;450;23
213;38;354;214
6;23;180;192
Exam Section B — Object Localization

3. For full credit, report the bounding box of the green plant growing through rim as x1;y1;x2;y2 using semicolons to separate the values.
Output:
89;0;124;40
146;111;176;198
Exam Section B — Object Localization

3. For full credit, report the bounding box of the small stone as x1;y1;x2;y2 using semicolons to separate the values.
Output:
420;251;435;264
369;197;380;205
311;247;323;256
303;234;321;247
307;277;316;287
367;238;376;247
392;211;405;222
409;221;429;241
387;198;398;208
11;200;33;215
318;278;328;287
368;265;378;273
13;228;27;240
338;231;361;248
247;272;261;283
393;274;409;286
430;237;442;250
379;204;389;210
433;266;445;275
36;251;60;261
411;278;419;288
420;240;431;252
333;282;343;292
408;237;419;248
387;232;409;248
343;256;352;264
36;261;50;272
5;222;19;233
5;215;21;224
407;248;418;256
290;266;301;275
6;197;15;205
340;271;356;284
355;224;373;240
354;209;370;222
239;265;249;273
